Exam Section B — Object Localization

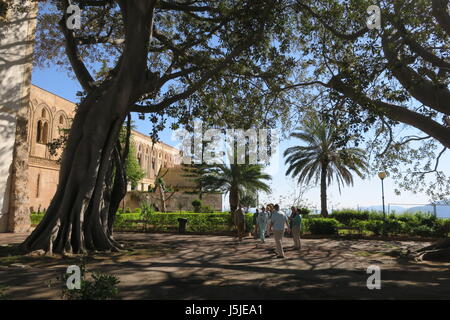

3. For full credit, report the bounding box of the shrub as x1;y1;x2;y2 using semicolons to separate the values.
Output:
410;225;435;237
30;213;44;226
305;218;340;235
331;210;369;225
192;199;202;213
384;218;407;235
62;263;120;300
200;205;213;213
363;220;384;235
297;207;311;216
368;212;385;221
434;219;450;237
134;208;142;214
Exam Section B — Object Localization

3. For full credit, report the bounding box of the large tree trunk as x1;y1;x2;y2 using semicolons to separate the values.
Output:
21;1;155;254
414;238;450;262
229;185;239;213
320;162;328;217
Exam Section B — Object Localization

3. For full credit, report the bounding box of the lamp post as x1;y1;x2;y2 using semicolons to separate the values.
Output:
378;172;387;219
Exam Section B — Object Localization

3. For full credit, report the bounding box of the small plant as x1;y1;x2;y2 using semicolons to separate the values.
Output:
61;260;120;300
141;202;154;230
192;199;202;213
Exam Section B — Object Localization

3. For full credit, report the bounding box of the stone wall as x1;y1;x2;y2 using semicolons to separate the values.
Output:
0;0;37;232
120;191;223;212
28;156;60;213
130;130;181;191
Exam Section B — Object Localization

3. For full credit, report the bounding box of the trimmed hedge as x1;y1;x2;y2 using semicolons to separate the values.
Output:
112;212;254;233
303;218;340;235
29;210;450;238
331;210;369;224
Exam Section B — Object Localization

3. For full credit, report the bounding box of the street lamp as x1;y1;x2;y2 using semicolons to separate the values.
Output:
378;172;387;219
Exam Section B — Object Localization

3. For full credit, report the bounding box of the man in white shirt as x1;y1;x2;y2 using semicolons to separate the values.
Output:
270;204;290;258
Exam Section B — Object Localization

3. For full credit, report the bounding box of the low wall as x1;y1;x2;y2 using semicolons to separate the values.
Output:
120;191;223;212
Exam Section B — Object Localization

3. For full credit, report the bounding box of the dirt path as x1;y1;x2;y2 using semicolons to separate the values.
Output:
1;233;449;299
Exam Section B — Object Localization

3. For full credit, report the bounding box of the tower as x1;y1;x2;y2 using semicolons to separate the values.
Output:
0;0;37;232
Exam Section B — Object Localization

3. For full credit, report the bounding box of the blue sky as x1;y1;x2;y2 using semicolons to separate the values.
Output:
31;65;450;211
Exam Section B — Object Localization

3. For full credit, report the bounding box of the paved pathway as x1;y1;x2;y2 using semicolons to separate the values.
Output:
1;232;450;299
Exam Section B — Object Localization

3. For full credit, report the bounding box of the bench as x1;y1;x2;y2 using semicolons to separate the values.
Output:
336;227;363;238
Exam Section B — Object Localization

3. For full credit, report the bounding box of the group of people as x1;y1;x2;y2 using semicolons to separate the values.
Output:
234;204;303;259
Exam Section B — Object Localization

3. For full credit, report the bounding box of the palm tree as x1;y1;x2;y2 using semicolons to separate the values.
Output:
201;163;271;213
284;114;368;217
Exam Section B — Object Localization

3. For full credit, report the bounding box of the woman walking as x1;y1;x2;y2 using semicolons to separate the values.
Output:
265;204;274;238
253;209;259;239
291;207;302;250
257;206;269;243
234;206;246;241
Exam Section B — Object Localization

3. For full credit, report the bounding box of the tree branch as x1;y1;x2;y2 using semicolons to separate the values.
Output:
295;0;368;41
389;6;450;72
381;33;450;116
413;146;447;175
59;1;96;92
432;0;450;36
327;76;450;148
129;23;267;113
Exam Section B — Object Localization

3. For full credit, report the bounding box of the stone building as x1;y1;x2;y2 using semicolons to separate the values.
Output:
131;130;180;192
27;85;76;213
26;85;184;213
26;86;223;214
121;166;224;212
0;0;222;232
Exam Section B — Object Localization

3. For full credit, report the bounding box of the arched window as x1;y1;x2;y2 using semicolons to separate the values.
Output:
59;115;64;124
36;120;42;143
42;122;48;144
36;120;49;144
41;109;46;118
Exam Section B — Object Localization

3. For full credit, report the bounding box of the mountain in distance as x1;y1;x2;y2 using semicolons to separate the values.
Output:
360;205;407;213
361;200;450;218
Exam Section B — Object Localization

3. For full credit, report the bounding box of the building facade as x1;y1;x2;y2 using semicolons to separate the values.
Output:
0;1;222;232
131;130;180;192
27;85;183;213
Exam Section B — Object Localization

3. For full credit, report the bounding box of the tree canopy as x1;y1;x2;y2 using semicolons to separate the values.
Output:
282;0;449;200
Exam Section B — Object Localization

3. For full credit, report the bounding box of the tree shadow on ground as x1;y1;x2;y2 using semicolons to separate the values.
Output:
0;233;449;299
